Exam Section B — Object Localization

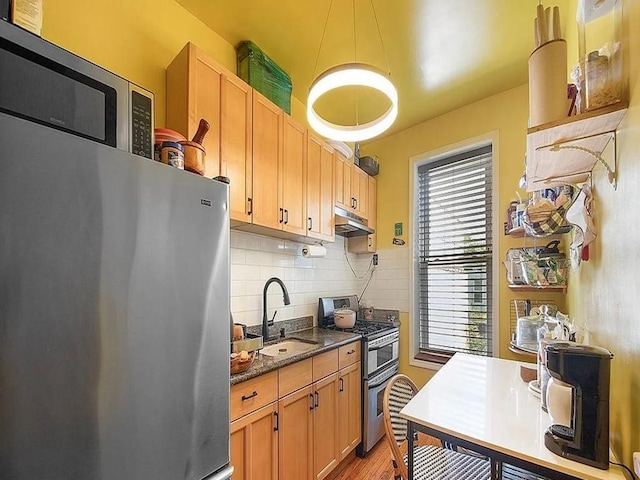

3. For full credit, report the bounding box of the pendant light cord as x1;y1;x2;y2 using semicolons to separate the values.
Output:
353;0;359;126
371;0;392;76
312;0;334;80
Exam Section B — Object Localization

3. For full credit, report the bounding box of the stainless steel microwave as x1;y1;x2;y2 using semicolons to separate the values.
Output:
0;20;154;158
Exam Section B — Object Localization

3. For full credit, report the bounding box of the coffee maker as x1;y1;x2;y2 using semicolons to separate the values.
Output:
544;343;614;469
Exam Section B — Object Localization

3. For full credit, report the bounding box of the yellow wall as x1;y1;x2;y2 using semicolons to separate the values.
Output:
365;0;640;466
363;83;566;381
564;0;640;466
40;0;306;128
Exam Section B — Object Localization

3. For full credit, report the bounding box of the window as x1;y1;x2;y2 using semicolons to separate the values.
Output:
413;144;494;364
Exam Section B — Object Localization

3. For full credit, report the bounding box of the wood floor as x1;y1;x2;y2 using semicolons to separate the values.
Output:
330;438;396;480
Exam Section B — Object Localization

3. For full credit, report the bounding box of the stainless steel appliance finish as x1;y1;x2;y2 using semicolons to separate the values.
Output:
0;112;233;480
318;295;399;457
334;206;374;237
365;329;400;377
0;20;154;159
362;361;399;454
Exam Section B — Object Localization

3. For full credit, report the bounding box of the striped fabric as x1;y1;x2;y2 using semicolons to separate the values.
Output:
389;379;415;445
502;463;551;480
403;445;490;480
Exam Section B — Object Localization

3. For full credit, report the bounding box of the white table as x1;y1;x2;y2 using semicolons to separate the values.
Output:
399;353;627;480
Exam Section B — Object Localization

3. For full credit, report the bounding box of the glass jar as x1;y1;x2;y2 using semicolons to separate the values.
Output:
577;0;623;110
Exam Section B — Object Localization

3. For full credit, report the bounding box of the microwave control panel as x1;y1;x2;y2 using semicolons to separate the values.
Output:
130;89;153;159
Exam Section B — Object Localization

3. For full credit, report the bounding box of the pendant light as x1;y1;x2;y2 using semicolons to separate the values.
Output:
307;0;398;143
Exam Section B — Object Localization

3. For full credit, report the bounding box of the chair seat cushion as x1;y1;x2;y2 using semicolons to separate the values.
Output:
404;445;491;480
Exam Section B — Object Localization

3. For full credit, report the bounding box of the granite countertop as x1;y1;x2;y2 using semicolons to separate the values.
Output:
230;327;361;385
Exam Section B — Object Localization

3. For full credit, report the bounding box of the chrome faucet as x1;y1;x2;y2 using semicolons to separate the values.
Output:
262;277;290;341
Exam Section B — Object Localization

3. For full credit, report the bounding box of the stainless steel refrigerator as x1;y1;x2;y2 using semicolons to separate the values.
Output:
0;112;233;480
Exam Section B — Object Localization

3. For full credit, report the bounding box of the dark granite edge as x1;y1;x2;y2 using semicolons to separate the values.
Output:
230;328;361;385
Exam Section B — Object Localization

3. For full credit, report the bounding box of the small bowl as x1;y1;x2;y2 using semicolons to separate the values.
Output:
520;363;537;383
180;141;206;175
230;351;256;374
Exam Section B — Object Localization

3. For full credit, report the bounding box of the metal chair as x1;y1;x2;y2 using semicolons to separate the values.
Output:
382;374;491;480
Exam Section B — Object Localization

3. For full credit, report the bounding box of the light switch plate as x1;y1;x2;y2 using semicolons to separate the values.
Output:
633;451;640;476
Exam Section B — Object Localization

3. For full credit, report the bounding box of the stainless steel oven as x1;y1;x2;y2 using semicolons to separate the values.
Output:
365;329;399;377
361;361;399;455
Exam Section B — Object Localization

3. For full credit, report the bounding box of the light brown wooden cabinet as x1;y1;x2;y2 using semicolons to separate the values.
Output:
279;385;314;480
221;73;253;223
230;341;361;480
167;43;254;222
348;175;377;253
335;151;370;220
335;151;352;211
338;362;362;459
167;42;222;178
352;165;369;219
313;373;340;480
252;91;283;230
230;402;279;480
281;116;307;235
307;133;335;242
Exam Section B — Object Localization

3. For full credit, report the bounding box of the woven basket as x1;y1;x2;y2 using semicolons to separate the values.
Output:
230;351;256;374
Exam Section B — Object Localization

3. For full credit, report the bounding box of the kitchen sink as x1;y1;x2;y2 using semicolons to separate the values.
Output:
260;339;318;357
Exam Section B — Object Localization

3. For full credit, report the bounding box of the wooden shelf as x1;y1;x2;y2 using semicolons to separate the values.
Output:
508;284;567;293
526;102;628;192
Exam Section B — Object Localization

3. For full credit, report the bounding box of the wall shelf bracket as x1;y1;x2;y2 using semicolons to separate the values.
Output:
537;130;617;190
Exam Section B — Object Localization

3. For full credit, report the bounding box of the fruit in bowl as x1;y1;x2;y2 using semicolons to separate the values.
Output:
230;350;256;374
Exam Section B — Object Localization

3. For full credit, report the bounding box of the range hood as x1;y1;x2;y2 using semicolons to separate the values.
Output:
334;206;374;237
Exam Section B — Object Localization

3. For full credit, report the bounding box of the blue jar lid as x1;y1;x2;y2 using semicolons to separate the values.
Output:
160;141;184;152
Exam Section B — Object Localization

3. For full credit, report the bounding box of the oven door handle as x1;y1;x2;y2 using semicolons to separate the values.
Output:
368;339;398;351
368;373;396;389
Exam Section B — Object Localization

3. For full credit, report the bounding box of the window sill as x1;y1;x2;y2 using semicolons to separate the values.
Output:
409;352;453;371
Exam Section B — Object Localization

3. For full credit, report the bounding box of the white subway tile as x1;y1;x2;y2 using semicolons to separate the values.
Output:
245;250;273;267
230;248;246;265
231;281;246;297
232;265;261;281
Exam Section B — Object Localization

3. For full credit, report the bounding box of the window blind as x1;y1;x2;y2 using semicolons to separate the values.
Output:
416;145;493;360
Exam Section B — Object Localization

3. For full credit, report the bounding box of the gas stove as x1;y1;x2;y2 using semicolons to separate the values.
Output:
317;295;397;340
322;320;396;337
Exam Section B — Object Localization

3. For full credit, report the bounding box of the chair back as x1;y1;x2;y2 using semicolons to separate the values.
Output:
383;374;419;479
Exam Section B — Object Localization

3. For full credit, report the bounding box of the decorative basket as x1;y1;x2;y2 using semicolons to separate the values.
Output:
230;350;256;374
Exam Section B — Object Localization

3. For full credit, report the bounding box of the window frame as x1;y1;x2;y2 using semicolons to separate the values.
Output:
408;133;500;371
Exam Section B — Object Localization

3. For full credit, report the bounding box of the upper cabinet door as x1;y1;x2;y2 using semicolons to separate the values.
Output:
307;134;335;242
221;73;253;223
252;91;283;230
351;165;368;219
281;116;307;236
166;43;221;178
335;152;352;210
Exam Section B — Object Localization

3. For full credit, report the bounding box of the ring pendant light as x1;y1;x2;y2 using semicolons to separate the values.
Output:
307;0;397;142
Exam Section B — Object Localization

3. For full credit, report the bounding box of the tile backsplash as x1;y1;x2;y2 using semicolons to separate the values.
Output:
230;231;411;327
359;246;410;313
230;231;364;326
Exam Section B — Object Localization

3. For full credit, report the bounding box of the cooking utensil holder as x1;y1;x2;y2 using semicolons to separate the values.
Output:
529;39;568;127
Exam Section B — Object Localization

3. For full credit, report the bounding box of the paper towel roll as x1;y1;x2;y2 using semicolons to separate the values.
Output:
302;245;327;258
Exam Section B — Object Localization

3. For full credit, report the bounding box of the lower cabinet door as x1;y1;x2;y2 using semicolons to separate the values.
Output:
278;385;314;480
338;362;362;459
230;402;278;480
313;373;339;480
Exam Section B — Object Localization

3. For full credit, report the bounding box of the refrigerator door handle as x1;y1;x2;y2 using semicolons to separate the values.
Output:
203;465;234;480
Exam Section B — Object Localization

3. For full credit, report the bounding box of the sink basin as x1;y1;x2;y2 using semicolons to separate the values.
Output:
260;339;318;358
